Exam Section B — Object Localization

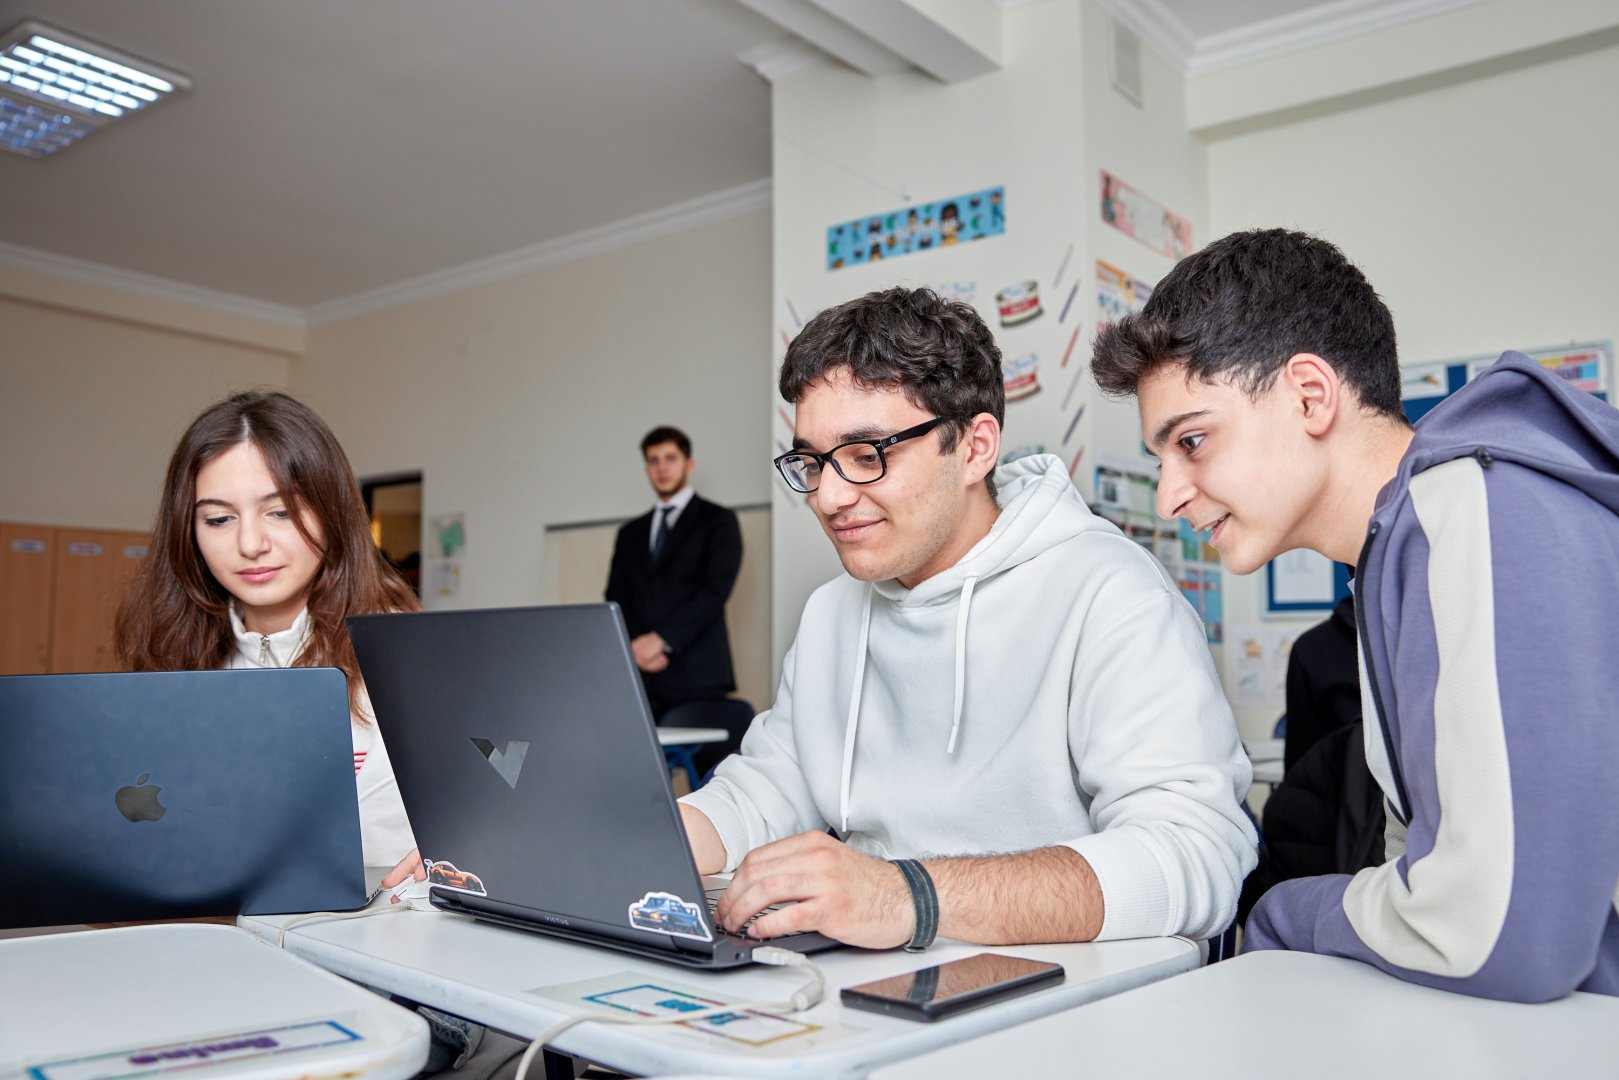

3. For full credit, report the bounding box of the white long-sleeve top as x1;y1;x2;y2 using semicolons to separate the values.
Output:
225;606;416;868
682;453;1256;940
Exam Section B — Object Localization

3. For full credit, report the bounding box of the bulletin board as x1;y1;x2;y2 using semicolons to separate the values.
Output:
1401;341;1611;423
1264;550;1352;617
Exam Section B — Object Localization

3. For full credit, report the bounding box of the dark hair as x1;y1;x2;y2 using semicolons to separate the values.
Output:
1091;229;1406;421
779;287;1004;491
640;426;691;458
115;391;419;719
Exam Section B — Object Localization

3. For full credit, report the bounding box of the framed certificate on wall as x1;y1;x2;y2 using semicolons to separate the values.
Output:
1265;548;1352;617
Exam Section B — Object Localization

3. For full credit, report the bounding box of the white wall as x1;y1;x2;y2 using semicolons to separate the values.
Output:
1079;0;1208;488
0;295;293;530
765;0;1217;677
1;208;772;623
768;1;1089;661
1206;38;1619;739
297;207;774;611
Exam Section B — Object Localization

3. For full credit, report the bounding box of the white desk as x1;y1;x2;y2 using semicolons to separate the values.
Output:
1;924;428;1080
1245;736;1285;785
239;900;1197;1078
657;727;728;746
657;727;728;789
870;950;1619;1079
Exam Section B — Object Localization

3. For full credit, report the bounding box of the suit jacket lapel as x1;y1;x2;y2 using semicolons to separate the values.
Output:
632;511;657;573
652;496;701;570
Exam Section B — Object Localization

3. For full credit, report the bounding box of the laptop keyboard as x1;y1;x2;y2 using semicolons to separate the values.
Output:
704;888;812;940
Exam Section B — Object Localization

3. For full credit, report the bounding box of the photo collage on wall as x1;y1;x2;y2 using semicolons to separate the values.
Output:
826;185;1006;270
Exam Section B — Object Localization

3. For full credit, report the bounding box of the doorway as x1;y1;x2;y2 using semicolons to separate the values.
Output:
361;472;423;599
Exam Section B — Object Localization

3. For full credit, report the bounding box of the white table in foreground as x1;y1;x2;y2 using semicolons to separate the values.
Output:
870;950;1619;1079
656;727;728;746
1244;736;1285;785
239;901;1197;1078
1;924;427;1080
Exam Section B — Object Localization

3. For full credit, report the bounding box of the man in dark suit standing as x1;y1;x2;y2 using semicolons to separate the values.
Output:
606;426;743;732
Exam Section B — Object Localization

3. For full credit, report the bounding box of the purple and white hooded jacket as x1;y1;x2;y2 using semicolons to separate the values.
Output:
1247;352;1619;1001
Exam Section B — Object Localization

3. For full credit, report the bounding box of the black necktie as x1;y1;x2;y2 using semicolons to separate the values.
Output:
651;505;673;563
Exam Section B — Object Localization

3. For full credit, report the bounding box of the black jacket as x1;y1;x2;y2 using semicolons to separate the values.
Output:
1283;595;1360;774
605;493;742;708
1239;721;1386;927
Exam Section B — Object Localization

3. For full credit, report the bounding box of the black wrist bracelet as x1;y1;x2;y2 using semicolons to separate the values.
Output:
891;858;939;952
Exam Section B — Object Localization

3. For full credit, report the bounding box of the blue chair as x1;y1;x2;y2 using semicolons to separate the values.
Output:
659;698;754;790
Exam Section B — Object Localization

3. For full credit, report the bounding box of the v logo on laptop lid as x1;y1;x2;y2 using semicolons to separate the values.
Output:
347;603;838;970
470;738;529;788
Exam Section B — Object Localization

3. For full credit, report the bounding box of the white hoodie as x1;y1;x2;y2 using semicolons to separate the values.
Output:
682;454;1256;940
225;606;416;869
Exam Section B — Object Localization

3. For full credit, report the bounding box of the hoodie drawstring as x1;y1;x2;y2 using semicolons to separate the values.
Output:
947;576;978;754
837;585;873;834
838;575;979;833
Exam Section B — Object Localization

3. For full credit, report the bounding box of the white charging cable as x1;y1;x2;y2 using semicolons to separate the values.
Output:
512;947;827;1080
273;898;417;948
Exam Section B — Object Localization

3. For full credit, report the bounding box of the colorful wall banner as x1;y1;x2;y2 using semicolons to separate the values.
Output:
1096;259;1155;330
827;186;1006;270
1099;171;1192;260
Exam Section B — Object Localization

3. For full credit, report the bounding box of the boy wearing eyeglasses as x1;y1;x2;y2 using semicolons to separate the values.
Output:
680;286;1255;951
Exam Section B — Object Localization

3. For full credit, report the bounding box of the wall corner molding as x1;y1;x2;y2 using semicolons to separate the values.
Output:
305;179;772;325
0;242;306;328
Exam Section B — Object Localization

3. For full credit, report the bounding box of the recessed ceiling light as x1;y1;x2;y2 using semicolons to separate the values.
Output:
0;19;188;158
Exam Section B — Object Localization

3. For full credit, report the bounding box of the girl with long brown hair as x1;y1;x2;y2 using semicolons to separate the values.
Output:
116;390;420;867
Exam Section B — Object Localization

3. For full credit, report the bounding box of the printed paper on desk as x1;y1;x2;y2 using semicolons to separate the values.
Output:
587;983;821;1047
528;973;867;1054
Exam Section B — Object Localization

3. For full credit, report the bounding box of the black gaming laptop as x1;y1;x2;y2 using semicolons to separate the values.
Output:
0;668;370;928
347;603;839;969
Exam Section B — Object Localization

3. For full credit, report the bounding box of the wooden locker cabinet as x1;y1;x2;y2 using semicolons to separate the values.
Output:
0;523;57;674
0;522;150;675
50;529;151;674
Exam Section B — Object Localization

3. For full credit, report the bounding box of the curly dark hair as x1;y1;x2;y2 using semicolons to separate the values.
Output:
779;287;1005;492
1091;229;1406;422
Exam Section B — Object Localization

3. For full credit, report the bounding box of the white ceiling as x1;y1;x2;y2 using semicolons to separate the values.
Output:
0;0;1366;312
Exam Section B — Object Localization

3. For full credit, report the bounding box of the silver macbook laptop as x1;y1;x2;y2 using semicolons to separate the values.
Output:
347;603;839;969
0;668;371;928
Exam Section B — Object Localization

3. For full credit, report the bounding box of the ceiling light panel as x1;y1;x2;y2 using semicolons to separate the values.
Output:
0;19;188;158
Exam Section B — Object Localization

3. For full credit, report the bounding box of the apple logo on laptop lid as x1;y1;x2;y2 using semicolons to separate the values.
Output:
115;772;167;823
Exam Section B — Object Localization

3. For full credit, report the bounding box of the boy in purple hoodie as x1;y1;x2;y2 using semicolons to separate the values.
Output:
1091;228;1619;1002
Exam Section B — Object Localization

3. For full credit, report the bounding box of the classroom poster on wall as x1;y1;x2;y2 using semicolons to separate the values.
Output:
1096;260;1154;330
1091;453;1223;644
1465;343;1611;396
1099;171;1192;260
430;513;466;600
1402;341;1612;423
826;186;1006;270
1230;624;1302;709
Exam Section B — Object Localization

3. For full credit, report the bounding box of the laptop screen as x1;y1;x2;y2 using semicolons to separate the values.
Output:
349;604;717;952
0;668;366;928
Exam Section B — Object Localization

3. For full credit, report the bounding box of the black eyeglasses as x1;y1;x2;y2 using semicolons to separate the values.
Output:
773;417;950;493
